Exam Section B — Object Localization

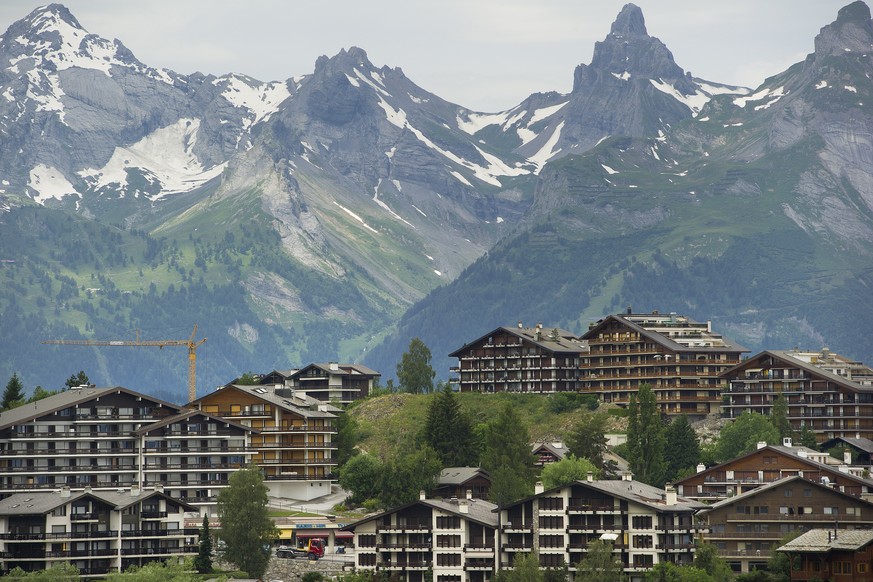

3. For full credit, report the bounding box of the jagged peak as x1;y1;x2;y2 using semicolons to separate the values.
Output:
813;0;873;57
610;3;647;37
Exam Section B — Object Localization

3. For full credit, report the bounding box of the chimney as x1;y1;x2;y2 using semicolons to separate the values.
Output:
60;486;71;498
757;441;768;450
329;362;339;371
665;484;677;506
535;481;544;495
459;499;469;514
154;483;164;493
466;489;473;500
130;485;140;497
696;463;706;473
783;437;792;447
518;321;523;329
419;490;426;501
587;472;594;482
626;306;632;315
622;471;633;481
844;450;852;465
84;486;92;494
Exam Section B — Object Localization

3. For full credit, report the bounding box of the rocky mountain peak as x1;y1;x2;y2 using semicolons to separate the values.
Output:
610;3;647;36
813;0;873;57
585;3;690;90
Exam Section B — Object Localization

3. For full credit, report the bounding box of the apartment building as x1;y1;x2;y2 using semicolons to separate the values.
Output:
0;487;198;577
499;476;706;581
720;349;873;441
697;476;873;573
674;440;873;503
261;363;381;404
0;386;253;507
579;310;748;417
346;493;498;582
449;323;589;393
192;384;338;500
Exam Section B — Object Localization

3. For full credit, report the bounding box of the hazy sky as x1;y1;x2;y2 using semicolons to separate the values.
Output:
0;1;853;111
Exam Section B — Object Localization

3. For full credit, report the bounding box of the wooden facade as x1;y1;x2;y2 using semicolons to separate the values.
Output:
674;442;873;503
721;350;873;442
194;385;337;484
449;324;588;394
698;476;873;573
777;529;873;581
579;312;748;417
274;363;380;404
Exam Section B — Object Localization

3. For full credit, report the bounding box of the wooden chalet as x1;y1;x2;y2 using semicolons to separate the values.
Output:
777;528;873;581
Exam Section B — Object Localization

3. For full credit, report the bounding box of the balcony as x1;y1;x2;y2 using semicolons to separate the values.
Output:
465;558;494;570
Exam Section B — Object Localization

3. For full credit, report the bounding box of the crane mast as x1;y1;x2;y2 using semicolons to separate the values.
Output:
43;326;206;402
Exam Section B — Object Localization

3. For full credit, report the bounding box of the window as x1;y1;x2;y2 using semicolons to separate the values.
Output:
358;553;376;567
540;497;563;511
436;516;460;529
632;515;653;529
437;553;461;567
859;563;869;573
538;516;564;529
634;555;654;568
784;489;793;497
436;535;460;548
437;576;461;582
803;488;812;497
539;535;564;548
633;535;653;548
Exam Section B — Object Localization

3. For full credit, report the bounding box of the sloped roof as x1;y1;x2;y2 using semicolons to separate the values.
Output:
289;363;380;379
449;325;588;357
0;488;196;515
438;467;490;486
583;314;748;354
342;497;499;532
697;475;873;514
133;408;256;436
721;350;873;393
504;479;705;513
675;444;873;489
192;384;336;419
819;436;873;454
0;386;181;431
777;528;873;553
532;442;568;460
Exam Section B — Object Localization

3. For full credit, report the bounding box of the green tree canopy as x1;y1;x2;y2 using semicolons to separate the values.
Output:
423;384;477;466
2;373;25;411
64;370;90;390
565;412;610;470
335;409;361;469
711;411;780;463
338;453;382;505
664;414;701;483
480;403;537;507
216;466;276;578
770;394;793;441
4;563;80;581
540;454;599;490
575;539;625;582
626;384;666;486
693;541;733;582
396;337;436;394
644;562;714;582
378;445;443;508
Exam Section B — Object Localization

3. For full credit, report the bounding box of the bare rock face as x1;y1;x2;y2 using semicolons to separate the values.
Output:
813;0;873;57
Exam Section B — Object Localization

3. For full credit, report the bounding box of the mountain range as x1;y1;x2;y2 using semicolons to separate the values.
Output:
0;2;871;401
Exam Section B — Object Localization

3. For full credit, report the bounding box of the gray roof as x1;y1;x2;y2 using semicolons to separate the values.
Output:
343;497;499;531
0;386;181;431
532;442;568;460
290;363;380;378
504;478;706;513
133;408;256;436
697;475;873;513
584;315;749;354
777;528;873;553
723;350;873;393
194;384;336;419
450;325;588;357
820;436;873;454
438;467;489;486
0;488;195;515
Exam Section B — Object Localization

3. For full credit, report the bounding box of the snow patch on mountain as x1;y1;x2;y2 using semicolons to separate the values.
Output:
457;109;515;135
217;75;290;126
28;163;77;203
733;86;786;108
530;102;568;124
78;118;226;198
649;79;710;116
333;201;379;234
529;121;564;172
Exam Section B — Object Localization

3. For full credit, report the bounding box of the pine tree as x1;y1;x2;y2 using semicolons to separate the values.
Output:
480;403;536;506
626;384;666;487
193;515;213;574
423;384;476;466
566;412;609;469
2;373;25;411
664;414;700;482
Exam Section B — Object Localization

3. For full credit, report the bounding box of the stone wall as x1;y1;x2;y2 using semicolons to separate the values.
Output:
263;555;354;582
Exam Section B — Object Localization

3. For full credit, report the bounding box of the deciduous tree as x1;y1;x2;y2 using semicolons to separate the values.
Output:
566;412;609;470
575;539;625;582
216;467;276;578
378;445;443;508
339;453;382;505
540;454;599;489
396;337;435;394
626;384;666;486
711;411;779;463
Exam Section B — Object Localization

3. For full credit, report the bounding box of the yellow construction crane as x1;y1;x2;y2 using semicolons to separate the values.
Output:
43;326;206;403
